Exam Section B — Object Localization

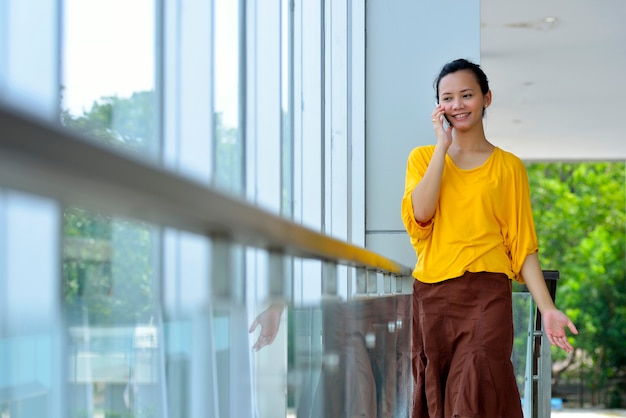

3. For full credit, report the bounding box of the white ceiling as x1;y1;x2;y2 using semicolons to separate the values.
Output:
480;0;626;161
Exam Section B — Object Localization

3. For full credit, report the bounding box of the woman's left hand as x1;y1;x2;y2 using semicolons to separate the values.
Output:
542;309;579;353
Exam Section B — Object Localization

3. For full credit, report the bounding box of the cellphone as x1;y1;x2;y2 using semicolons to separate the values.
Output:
435;100;452;129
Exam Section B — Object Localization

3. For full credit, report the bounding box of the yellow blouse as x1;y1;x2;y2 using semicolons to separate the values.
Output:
401;145;538;283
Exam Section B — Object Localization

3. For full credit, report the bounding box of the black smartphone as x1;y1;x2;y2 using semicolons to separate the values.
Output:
436;100;452;129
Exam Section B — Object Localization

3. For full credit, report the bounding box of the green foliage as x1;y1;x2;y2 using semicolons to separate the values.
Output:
61;91;156;154
61;92;156;325
527;162;626;399
214;112;242;193
512;293;533;395
60;90;240;327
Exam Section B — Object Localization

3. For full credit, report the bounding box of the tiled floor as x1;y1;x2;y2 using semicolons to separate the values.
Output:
289;409;626;417
288;408;626;418
552;410;626;417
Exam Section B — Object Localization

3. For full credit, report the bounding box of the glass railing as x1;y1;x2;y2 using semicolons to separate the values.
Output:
0;104;552;417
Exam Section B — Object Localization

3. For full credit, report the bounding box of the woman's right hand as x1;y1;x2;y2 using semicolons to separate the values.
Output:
249;303;284;351
431;104;453;149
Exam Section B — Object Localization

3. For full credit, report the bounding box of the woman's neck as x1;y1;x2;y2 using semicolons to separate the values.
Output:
447;128;495;170
450;127;492;152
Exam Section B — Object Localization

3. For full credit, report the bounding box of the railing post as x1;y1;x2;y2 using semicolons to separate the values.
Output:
269;251;291;302
210;237;238;302
366;268;378;295
393;274;401;294
533;270;559;418
383;272;392;294
322;261;338;297
356;267;367;295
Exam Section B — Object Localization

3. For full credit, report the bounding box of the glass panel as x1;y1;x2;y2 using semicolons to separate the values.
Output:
287;295;412;417
61;0;157;159
512;291;533;409
0;191;62;418
160;1;214;184
0;0;58;118
292;0;323;232
248;0;282;213
288;304;323;417
61;3;161;413
161;233;217;418
214;0;242;193
162;239;261;418
326;0;349;242
63;211;162;417
281;0;293;218
282;292;531;417
247;250;288;417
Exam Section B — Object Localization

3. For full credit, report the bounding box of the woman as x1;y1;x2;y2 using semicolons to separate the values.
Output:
401;58;578;418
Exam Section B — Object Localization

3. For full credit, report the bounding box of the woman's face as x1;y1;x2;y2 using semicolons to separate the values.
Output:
438;70;491;131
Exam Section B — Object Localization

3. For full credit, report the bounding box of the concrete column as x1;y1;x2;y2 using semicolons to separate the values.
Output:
364;0;481;269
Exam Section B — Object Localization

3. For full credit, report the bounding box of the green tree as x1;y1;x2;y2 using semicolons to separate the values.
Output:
214;112;242;193
527;162;626;406
61;92;239;325
61;91;156;154
61;92;157;325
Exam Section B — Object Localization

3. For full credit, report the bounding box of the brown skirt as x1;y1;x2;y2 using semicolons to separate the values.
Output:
411;271;523;418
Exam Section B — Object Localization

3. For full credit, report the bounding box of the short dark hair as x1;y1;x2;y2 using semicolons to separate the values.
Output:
434;58;490;105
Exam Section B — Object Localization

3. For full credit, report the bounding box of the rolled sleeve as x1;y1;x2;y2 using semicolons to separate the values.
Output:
401;190;434;240
505;159;539;279
401;146;436;243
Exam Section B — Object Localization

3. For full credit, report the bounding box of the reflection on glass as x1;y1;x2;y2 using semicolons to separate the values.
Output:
213;0;242;193
512;291;533;403
64;208;160;417
61;0;157;158
287;295;412;417
63;210;155;325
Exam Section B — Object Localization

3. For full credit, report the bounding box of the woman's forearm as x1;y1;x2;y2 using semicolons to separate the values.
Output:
520;251;578;352
520;252;557;314
411;145;447;223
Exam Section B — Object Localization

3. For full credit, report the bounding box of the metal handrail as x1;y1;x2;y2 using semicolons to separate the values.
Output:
0;104;413;277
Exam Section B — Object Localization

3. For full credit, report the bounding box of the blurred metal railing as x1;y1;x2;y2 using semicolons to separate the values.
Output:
0;104;412;281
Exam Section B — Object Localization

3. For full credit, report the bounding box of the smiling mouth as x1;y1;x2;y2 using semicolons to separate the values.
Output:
453;113;470;120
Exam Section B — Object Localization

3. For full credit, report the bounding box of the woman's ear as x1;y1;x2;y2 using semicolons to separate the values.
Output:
483;90;492;109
